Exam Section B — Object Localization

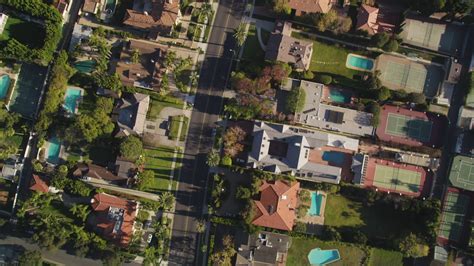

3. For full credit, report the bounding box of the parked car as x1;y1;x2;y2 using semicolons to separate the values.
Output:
146;233;153;243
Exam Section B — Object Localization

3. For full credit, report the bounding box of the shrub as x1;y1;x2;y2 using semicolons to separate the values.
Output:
371;32;389;48
383;39;399;52
408;92;426;104
285;87;306;113
302;70;314;80
377;86;391;101
221;156;232;166
317;74;333;85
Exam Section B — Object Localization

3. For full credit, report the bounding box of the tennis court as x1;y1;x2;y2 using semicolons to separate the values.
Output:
401;18;465;55
373;165;422;193
385;113;432;142
375;54;444;97
8;63;47;118
448;155;474;191
438;191;470;241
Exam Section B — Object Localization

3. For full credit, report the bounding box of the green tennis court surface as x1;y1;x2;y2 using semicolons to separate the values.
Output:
373;165;422;193
382;61;426;93
385;113;432;142
439;191;469;241
449;155;474;191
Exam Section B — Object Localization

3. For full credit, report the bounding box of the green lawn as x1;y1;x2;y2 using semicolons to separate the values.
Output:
368;248;403;266
291;32;370;89
325;194;417;239
144;146;182;192
169;115;189;141
0;16;45;48
287;237;367;266
147;96;184;120
242;24;265;63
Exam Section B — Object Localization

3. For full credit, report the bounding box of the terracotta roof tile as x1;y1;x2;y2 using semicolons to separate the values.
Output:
288;0;332;14
252;180;300;231
30;174;49;193
91;193;138;246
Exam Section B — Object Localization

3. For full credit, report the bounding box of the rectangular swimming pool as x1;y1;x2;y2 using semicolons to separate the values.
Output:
322;151;346;166
47;137;61;164
309;192;323;216
346;54;374;71
328;89;351;104
64;87;82;114
0;75;11;99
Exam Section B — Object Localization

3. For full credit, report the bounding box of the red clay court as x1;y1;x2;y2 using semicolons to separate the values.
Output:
363;157;431;197
376;105;445;147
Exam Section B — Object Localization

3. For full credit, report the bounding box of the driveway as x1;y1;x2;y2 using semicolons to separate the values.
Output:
144;107;191;147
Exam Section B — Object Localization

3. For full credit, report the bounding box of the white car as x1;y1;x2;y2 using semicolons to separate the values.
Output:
146;233;153;243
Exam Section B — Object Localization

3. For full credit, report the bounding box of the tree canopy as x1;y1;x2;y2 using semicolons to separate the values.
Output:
120;136;144;161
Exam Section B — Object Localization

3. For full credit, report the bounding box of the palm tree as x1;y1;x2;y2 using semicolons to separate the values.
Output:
198;3;213;23
143;247;159;266
195;219;206;233
70;204;91;222
234;23;247;47
206;150;220;167
159;192;175;211
190;71;199;87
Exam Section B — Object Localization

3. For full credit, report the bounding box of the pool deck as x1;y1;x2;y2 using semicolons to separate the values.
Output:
345;53;375;72
321;85;354;105
308;147;354;181
299;190;327;229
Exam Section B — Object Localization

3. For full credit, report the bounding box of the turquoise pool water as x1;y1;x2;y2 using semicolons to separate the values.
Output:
64;87;82;114
328;89;351;103
47;137;61;164
105;0;116;11
309;192;323;216
322;151;345;166
73;60;96;73
0;75;11;99
308;248;341;265
347;54;374;71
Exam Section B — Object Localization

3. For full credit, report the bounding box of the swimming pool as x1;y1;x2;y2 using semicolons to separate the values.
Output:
328;89;351;104
0;75;11;99
64;87;82;114
309;192;323;216
346;54;374;71
308;248;340;265
73;60;96;73
47;137;61;164
322;151;345;166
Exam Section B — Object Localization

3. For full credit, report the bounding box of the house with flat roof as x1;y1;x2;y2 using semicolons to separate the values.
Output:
294;80;374;137
252;180;299;231
265;21;313;71
114;157;138;180
113;92;150;137
112;39;168;91
123;0;180;39
0;157;17;181
248;121;359;184
69;23;93;52
235;231;291;266
88;193;138;246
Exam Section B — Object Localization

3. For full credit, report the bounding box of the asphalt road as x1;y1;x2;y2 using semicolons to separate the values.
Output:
168;0;244;265
432;26;474;200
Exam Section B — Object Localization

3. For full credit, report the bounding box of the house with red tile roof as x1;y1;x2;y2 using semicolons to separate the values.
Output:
89;193;139;246
356;4;379;35
123;0;180;39
252;180;300;231
29;174;50;193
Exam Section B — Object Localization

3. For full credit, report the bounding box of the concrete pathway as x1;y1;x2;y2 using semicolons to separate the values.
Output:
85;180;161;201
256;27;266;51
